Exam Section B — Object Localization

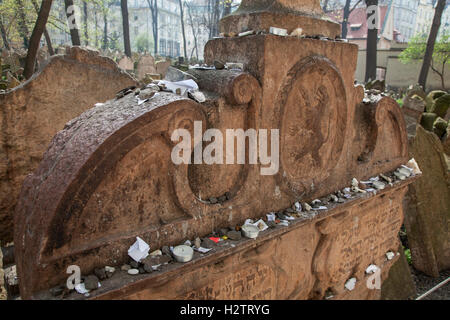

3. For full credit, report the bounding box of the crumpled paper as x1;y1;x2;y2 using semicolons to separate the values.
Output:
128;237;150;262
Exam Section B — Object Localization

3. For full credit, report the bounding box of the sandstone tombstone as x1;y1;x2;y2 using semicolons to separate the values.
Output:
0;47;137;243
381;244;416;300
220;0;341;38
118;56;134;72
402;95;426;141
136;54;156;80
36;46;50;68
404;125;450;277
156;59;171;78
0;246;4;300
15;1;417;300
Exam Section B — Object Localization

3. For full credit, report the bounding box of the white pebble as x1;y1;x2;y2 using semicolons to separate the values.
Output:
128;269;139;275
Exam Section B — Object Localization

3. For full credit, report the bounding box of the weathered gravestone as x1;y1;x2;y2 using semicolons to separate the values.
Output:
136;54;156;80
118;56;134;72
0;47;137;243
156;59;171;78
402;86;426;141
404;125;450;277
15;1;418;300
380;243;416;300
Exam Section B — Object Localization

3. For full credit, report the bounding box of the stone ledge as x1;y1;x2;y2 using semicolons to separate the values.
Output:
36;172;419;300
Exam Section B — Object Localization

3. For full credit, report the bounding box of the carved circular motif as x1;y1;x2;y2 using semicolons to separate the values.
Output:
278;57;347;192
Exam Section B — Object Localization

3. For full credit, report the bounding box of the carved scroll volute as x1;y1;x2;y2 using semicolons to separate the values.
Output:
172;71;262;214
14;95;211;299
357;96;409;166
373;97;408;160
275;56;348;196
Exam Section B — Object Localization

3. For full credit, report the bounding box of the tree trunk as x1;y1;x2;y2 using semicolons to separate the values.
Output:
186;2;199;60
322;0;329;12
94;6;99;47
64;0;81;46
24;0;53;79
223;0;232;17
121;0;132;57
178;0;188;59
103;12;108;49
0;16;10;50
31;0;54;55
211;0;220;37
418;0;446;90
83;1;89;46
342;0;351;39
147;0;158;56
365;0;378;82
16;0;30;48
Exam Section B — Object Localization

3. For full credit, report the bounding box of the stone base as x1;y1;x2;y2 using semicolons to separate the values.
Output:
35;177;416;300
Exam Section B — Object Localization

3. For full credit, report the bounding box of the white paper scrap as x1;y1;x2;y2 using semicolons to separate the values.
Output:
195;247;212;253
75;282;101;295
128;237;150;262
75;283;89;295
244;219;254;225
267;213;276;222
253;219;268;231
159;80;198;96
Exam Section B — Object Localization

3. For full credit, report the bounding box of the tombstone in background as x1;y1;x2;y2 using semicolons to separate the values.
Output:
118;56;134;72
0;47;137;244
381;243;416;300
156;59;171;78
15;0;417;300
220;0;340;38
36;46;50;69
404;125;450;277
0;247;4;299
136;54;156;80
402;91;426;141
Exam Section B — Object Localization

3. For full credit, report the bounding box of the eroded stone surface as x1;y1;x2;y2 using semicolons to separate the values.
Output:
381;244;416;300
118;56;134;71
405;126;450;277
136;55;156;80
220;0;340;38
0;47;137;243
15;2;411;300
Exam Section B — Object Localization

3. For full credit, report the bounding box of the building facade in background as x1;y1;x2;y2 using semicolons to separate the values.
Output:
129;0;182;57
414;0;450;38
388;0;420;42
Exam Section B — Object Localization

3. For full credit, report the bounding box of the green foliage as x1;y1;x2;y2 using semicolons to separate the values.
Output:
403;246;412;265
400;33;450;67
135;33;152;53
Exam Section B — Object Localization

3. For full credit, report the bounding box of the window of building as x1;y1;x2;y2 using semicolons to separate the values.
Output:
160;38;166;56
